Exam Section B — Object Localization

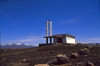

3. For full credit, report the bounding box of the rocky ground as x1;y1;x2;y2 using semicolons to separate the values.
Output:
0;44;100;66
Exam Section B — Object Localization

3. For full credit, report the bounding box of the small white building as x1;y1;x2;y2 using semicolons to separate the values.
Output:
44;34;76;44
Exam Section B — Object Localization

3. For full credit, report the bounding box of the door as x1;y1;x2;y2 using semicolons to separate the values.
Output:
57;38;62;43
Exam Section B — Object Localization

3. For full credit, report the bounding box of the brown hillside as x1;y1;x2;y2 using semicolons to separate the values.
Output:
0;44;100;66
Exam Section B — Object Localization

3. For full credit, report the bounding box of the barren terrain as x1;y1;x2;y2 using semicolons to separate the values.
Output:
0;44;100;66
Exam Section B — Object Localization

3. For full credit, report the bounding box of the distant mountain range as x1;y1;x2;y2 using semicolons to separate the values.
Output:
0;43;34;49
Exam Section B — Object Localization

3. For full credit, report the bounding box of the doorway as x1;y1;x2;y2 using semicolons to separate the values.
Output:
57;38;62;43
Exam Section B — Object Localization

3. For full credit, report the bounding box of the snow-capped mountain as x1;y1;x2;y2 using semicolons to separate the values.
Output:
0;43;34;49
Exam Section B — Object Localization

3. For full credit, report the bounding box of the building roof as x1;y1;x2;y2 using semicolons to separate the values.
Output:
44;34;75;38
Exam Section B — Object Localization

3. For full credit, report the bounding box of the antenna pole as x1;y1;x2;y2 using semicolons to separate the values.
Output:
46;21;49;37
49;21;52;36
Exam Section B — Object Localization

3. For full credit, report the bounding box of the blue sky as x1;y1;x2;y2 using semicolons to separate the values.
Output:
0;0;100;46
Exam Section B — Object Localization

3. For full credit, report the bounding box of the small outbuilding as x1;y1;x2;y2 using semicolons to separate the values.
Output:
44;34;76;44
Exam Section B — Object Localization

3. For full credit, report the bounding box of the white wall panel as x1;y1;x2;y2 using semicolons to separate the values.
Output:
66;37;76;44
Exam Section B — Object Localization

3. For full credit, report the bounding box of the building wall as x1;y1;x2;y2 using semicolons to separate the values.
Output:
54;38;57;43
54;36;76;44
66;36;76;44
62;37;66;43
